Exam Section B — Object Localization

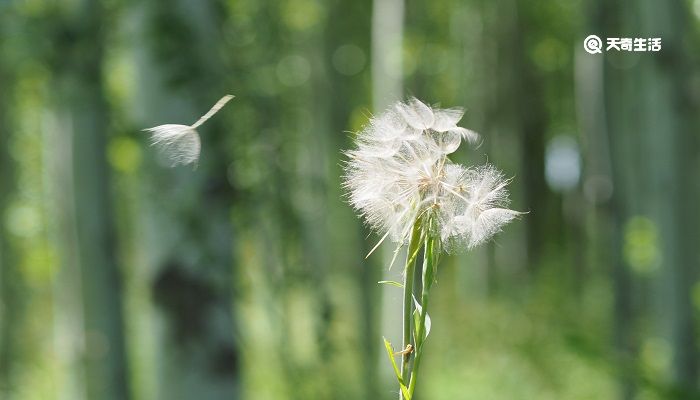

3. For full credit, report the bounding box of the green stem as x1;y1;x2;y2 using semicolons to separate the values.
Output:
408;233;439;397
400;221;422;397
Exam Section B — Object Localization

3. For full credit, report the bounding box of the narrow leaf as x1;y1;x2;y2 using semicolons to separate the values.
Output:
378;280;404;288
413;308;421;343
412;296;432;341
383;337;411;400
424;311;432;339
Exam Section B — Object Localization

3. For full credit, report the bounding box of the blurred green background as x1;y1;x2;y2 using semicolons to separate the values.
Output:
1;0;700;399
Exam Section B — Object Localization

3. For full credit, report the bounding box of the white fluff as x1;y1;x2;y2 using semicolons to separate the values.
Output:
343;97;520;251
143;95;234;167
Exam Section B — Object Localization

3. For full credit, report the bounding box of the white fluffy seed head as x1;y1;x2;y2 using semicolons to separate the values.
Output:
143;124;202;167
143;95;234;167
343;97;520;252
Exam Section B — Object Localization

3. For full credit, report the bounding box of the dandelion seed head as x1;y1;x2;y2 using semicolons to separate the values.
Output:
143;95;234;167
144;124;201;167
344;97;520;251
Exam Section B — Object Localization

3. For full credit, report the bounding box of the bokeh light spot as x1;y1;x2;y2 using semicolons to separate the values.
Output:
545;135;581;192
641;337;671;375
277;54;311;87
532;38;567;72
5;203;40;238
332;44;366;76
623;216;661;274
108;136;142;174
281;0;322;31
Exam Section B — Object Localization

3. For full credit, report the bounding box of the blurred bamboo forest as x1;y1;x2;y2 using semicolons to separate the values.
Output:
1;0;700;399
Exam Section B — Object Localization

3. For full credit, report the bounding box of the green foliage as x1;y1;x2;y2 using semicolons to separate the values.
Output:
384;337;411;399
1;0;699;399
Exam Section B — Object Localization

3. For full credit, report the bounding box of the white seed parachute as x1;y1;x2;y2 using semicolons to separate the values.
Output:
143;94;234;167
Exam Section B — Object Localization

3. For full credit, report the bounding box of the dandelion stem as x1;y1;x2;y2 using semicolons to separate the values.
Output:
407;230;439;397
400;220;422;393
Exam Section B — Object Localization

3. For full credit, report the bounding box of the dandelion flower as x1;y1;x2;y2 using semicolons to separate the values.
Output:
143;94;234;167
343;97;520;251
346;98;523;399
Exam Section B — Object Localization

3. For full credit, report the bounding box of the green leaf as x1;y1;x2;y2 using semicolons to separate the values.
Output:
412;296;431;342
413;308;421;343
378;280;404;288
383;337;411;400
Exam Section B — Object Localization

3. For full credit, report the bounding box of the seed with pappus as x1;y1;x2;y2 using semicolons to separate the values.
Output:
143;94;234;167
343;97;521;251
